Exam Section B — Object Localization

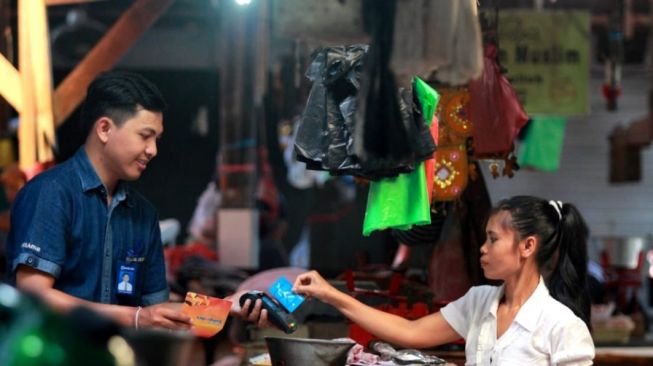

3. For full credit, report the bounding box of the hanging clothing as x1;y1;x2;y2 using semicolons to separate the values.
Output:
469;45;529;157
391;0;484;86
518;116;567;172
363;78;439;236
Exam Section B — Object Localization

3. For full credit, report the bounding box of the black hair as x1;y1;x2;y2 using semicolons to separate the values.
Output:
79;71;166;137
493;195;591;328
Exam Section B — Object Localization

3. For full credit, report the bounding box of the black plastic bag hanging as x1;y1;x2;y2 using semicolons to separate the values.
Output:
295;45;368;173
354;0;412;167
294;46;436;179
293;3;437;181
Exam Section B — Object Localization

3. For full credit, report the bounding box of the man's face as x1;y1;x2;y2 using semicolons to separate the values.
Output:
104;109;163;182
123;274;130;282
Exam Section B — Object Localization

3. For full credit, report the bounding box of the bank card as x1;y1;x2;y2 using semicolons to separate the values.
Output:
181;292;232;338
268;276;305;313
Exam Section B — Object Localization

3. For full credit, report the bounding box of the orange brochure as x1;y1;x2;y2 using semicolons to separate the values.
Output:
181;292;232;338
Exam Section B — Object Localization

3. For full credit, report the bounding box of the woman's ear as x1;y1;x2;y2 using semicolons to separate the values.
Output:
95;117;114;143
520;236;538;258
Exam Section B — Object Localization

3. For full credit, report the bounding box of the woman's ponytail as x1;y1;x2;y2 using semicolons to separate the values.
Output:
547;203;591;329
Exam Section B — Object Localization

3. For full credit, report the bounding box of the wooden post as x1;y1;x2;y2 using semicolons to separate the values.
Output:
0;0;10;135
17;0;38;170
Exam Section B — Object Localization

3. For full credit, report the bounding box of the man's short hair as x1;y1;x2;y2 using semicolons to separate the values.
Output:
80;71;167;137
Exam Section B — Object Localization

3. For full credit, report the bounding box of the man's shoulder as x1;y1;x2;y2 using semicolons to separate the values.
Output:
18;161;78;199
28;159;78;187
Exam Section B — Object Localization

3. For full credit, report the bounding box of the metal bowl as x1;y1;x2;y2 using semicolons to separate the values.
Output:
265;336;355;366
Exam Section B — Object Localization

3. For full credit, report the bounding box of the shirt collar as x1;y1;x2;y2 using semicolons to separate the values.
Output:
73;147;131;206
488;283;505;319
485;277;549;331
74;147;104;192
513;276;549;332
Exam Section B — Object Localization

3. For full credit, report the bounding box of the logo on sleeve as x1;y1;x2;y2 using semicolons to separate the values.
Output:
21;242;41;252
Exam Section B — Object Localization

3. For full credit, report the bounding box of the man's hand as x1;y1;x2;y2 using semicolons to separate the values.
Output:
138;302;192;330
16;265;191;330
227;290;270;328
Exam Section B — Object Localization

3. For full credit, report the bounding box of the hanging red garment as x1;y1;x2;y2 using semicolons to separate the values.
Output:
424;115;439;203
468;44;528;157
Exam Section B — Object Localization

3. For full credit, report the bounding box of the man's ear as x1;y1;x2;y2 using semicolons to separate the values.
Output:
520;236;538;258
95;117;114;143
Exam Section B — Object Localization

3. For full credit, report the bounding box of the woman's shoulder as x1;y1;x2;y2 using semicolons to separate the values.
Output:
468;284;503;296
459;284;503;304
537;296;594;363
539;294;588;330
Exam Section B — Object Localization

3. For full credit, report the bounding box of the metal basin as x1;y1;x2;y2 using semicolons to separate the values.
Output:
265;336;355;366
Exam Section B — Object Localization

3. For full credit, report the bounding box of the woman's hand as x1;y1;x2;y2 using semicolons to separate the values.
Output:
292;270;337;303
139;303;192;330
228;290;270;328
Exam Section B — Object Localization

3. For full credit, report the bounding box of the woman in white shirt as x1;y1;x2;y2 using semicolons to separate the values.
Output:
293;195;594;365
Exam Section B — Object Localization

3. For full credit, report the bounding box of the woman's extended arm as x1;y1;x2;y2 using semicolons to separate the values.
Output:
294;270;461;348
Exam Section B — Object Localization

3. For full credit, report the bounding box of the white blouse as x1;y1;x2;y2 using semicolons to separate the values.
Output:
440;278;594;366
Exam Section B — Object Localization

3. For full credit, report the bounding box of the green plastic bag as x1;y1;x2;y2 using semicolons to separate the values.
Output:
363;77;439;236
518;116;567;172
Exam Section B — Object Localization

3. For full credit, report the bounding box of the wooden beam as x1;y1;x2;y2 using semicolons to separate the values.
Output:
18;0;37;170
17;0;55;170
0;0;11;135
29;0;55;163
0;54;22;113
53;0;175;126
45;0;104;6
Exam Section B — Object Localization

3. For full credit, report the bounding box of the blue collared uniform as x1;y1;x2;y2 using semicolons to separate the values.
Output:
6;148;169;306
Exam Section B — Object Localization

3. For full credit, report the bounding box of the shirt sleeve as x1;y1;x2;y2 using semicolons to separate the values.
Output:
550;317;595;366
7;179;70;280
140;214;169;306
440;286;482;340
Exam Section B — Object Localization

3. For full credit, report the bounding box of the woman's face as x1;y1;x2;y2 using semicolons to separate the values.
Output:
479;210;523;280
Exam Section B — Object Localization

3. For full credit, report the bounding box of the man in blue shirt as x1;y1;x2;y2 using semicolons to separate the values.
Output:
6;71;266;330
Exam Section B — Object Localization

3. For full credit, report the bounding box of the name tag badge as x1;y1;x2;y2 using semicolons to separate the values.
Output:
126;245;145;263
117;262;137;296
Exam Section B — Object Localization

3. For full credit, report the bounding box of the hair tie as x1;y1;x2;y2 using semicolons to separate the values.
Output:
549;200;563;220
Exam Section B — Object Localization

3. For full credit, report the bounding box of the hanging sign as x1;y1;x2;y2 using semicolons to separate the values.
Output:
497;10;590;115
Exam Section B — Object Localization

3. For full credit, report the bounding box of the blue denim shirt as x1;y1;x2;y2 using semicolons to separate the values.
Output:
6;148;169;306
